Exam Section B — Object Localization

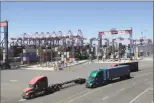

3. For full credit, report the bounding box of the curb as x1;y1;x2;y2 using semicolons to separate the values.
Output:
64;60;89;68
19;60;89;71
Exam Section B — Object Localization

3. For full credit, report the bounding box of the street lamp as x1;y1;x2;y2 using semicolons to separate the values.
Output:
141;30;148;39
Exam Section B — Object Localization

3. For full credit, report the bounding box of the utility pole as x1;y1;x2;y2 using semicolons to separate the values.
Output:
129;27;134;59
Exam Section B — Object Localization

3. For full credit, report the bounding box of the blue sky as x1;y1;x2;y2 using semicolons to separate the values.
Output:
1;2;153;44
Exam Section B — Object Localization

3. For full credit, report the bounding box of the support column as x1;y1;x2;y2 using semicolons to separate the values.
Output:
3;21;8;63
129;28;134;57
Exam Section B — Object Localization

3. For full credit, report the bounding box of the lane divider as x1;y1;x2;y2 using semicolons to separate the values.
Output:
9;80;18;82
57;72;152;103
102;96;108;100
65;84;113;103
57;89;89;103
19;99;26;102
129;87;151;103
120;88;124;91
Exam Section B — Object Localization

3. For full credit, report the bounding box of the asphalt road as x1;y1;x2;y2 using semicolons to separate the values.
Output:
1;60;153;103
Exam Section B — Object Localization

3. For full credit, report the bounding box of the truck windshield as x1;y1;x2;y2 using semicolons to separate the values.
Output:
29;84;35;89
88;76;95;80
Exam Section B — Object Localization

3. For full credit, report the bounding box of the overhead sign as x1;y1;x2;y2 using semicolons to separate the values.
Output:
98;29;132;35
110;28;118;34
0;21;8;27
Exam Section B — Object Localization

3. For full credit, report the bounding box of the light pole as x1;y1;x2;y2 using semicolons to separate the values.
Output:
140;30;148;57
141;30;148;43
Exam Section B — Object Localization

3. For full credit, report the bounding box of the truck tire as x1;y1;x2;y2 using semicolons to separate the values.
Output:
78;78;86;84
92;84;97;88
58;84;62;89
126;74;130;79
81;79;86;84
55;85;60;91
30;93;35;99
120;76;125;80
74;80;79;84
48;86;54;93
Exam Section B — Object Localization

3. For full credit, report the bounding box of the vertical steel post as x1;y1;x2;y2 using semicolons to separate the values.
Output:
129;28;134;57
98;34;102;59
112;39;115;60
3;20;8;63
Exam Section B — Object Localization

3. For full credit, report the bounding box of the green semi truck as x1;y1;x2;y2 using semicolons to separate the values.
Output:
86;65;131;88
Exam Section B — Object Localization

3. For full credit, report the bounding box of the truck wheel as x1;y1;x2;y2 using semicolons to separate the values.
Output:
50;88;55;93
81;79;86;84
30;93;35;99
78;80;83;84
92;84;96;88
58;84;62;89
74;80;79;84
127;74;130;79
55;85;60;91
78;78;86;84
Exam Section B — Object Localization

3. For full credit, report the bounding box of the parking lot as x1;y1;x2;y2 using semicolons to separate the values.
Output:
1;60;153;103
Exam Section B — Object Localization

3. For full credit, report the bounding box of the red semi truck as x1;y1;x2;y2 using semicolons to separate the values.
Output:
22;76;86;99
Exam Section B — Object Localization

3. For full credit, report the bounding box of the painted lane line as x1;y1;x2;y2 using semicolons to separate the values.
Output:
58;84;113;103
57;90;89;103
129;87;151;103
10;80;18;82
66;84;113;103
19;99;26;102
120;88;124;91
64;72;149;103
102;96;108;100
66;88;100;103
148;87;153;91
60;72;150;103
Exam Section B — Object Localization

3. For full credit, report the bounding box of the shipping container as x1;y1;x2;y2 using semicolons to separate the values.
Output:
23;52;39;62
86;65;130;88
106;65;130;79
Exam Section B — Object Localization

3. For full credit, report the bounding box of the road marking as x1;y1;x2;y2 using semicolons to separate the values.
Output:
9;80;18;82
102;96;108;100
19;99;26;102
58;72;150;103
57;89;89;103
65;84;113;103
120;88;124;91
66;88;100;103
129;87;151;103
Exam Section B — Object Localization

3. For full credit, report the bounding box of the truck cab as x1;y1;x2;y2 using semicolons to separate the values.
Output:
86;69;105;88
22;76;48;99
